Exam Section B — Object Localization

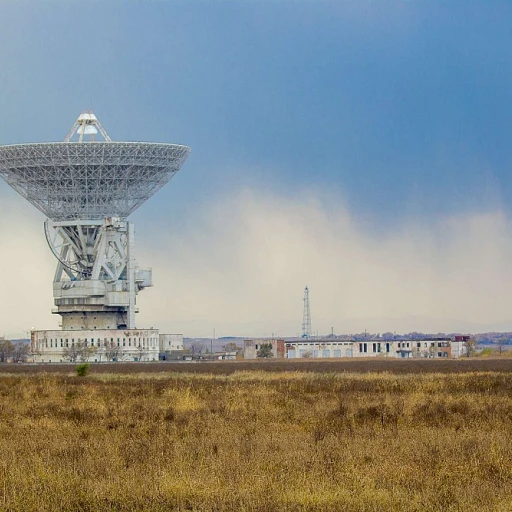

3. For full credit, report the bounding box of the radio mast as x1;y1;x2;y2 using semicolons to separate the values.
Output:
302;286;312;338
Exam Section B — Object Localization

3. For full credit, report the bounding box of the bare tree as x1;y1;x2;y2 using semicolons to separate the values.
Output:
104;340;123;362
222;342;242;354
63;343;81;363
496;336;508;356
465;338;477;357
190;343;205;356
0;339;14;363
135;343;148;362
63;340;95;363
12;342;30;363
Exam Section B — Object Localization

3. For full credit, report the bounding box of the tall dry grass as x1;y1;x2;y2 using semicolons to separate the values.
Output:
0;371;511;511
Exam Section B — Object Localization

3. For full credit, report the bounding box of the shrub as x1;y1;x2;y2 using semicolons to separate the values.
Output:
75;363;90;377
256;343;273;358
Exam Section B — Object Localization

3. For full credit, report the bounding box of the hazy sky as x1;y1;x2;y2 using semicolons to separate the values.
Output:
1;1;512;338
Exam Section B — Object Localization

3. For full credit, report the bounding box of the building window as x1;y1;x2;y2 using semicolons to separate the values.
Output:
359;344;363;353
363;343;367;353
386;343;390;353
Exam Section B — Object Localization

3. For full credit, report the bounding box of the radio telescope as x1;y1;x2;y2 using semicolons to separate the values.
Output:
0;113;190;360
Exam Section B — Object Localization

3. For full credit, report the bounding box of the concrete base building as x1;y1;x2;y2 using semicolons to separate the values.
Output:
31;329;160;363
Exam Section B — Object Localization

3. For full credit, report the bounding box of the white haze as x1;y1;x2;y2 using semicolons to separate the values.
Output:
1;189;512;338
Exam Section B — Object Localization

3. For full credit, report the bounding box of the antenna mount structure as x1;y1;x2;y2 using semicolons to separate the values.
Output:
302;286;312;338
0;112;191;359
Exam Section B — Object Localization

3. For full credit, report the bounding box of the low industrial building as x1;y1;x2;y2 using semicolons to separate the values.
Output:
244;337;467;360
159;333;184;360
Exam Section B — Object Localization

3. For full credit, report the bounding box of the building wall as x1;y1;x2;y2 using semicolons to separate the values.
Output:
31;329;160;362
159;333;184;353
451;341;466;358
286;340;354;359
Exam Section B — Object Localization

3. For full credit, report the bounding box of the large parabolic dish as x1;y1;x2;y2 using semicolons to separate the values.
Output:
0;113;191;340
0;141;190;221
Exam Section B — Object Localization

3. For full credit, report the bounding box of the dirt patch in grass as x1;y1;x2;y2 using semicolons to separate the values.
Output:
3;357;512;375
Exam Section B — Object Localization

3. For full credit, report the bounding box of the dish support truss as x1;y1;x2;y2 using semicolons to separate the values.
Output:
45;217;151;330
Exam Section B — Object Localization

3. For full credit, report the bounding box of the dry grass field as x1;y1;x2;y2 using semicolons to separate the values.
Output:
1;369;512;511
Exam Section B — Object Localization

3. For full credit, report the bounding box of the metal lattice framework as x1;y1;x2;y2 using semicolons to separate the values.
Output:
302;286;312;338
0;142;190;221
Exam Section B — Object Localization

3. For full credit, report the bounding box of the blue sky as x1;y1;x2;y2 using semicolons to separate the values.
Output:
1;1;512;337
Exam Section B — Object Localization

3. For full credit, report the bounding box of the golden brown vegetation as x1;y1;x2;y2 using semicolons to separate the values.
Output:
1;371;512;511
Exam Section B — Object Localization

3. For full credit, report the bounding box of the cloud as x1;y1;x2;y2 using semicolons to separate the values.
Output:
0;198;57;338
2;187;511;338
136;188;512;337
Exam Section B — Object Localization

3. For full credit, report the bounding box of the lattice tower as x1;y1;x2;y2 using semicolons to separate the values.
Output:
302;286;312;338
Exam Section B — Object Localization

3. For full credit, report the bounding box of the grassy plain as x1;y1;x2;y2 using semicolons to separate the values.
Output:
1;368;512;511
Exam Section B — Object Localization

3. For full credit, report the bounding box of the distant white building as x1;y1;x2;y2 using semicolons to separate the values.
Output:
159;334;184;353
245;337;462;360
450;335;472;358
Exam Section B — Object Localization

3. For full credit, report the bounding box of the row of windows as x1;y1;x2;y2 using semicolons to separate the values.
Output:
358;342;451;352
40;337;157;349
359;343;391;353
